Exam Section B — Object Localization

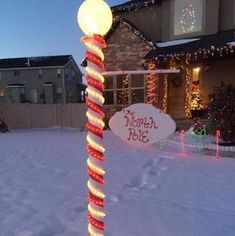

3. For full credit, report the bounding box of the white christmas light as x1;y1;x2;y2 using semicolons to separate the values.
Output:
78;0;113;36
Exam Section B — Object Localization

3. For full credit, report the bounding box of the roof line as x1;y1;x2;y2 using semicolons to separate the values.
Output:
105;16;156;49
111;0;161;14
0;54;71;60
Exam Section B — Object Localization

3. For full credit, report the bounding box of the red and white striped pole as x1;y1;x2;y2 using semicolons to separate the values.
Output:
77;1;113;235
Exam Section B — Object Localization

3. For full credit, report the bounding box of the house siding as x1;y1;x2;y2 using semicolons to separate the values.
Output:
120;6;162;42
219;0;235;31
0;67;64;103
115;0;220;42
64;60;83;103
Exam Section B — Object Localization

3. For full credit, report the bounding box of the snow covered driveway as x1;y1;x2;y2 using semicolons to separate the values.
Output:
0;129;235;236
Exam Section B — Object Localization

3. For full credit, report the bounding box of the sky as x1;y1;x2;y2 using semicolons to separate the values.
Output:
0;0;127;70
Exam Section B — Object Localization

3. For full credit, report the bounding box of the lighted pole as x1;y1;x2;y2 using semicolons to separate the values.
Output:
77;0;113;235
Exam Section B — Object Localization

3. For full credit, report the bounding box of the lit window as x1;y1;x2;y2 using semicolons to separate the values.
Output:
0;88;4;97
117;75;129;105
104;74;145;105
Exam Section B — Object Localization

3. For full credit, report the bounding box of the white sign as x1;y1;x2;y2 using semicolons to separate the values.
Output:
109;103;176;147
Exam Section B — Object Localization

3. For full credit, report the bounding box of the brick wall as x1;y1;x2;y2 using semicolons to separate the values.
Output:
104;23;153;71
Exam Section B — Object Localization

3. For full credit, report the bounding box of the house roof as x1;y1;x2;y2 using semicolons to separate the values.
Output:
0;55;72;69
112;0;161;13
105;16;156;49
144;30;235;60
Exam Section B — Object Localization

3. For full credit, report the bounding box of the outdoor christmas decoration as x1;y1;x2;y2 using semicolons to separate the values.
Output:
180;3;196;33
118;75;129;105
146;61;158;106
190;80;203;111
77;0;113;235
107;16;156;49
109;103;176;147
192;118;206;135
112;0;161;14
163;74;168;113
207;83;235;145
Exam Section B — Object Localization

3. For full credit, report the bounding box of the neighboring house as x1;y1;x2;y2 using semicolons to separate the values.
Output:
0;55;86;104
103;0;235;127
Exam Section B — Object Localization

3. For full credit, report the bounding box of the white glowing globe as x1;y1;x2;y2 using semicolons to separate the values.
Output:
78;0;113;36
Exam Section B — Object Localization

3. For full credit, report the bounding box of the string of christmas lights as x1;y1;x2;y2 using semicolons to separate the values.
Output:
190;80;203;110
163;74;168;113
147;61;158;106
82;34;106;236
107;16;156;49
118;75;129;105
184;57;192;118
111;0;161;14
155;45;235;63
180;3;196;33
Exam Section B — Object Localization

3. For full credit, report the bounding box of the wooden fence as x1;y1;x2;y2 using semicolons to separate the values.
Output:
0;103;87;129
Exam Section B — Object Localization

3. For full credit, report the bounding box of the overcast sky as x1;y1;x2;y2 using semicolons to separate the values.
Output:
0;0;127;70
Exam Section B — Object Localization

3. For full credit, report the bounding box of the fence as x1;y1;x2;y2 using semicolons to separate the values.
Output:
0;103;87;129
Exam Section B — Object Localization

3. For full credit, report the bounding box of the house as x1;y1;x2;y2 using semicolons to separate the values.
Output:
103;0;235;128
0;55;86;104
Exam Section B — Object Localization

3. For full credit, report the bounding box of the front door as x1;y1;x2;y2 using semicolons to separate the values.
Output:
167;74;186;118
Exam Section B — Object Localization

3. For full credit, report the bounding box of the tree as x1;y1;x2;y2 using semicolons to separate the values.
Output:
207;83;235;144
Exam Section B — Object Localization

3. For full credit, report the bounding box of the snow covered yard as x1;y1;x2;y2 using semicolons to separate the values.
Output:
0;129;235;236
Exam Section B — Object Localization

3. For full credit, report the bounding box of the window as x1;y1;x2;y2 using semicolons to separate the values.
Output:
104;76;114;90
37;88;45;103
14;70;20;76
104;91;114;105
104;76;114;105
0;88;4;97
38;69;42;79
5;86;26;103
66;88;75;102
104;74;145;105
31;89;38;103
173;0;203;36
72;71;75;81
131;74;145;104
117;75;129;105
57;68;62;78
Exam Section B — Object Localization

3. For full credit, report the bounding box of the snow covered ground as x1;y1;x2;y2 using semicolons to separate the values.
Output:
0;128;235;236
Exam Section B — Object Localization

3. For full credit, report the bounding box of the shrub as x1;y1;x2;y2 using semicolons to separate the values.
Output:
207;83;235;144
